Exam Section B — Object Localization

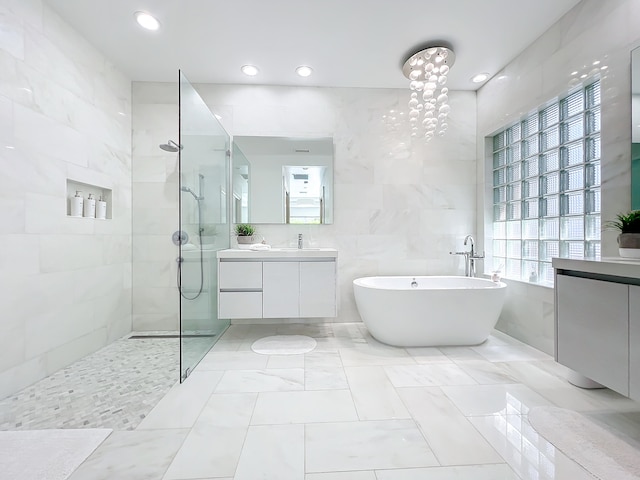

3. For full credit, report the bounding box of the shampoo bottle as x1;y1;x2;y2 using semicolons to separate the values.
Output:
96;195;107;219
70;191;83;217
83;193;96;218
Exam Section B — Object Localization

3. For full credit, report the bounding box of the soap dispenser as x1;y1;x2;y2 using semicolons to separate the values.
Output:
83;193;96;218
96;195;107;220
70;191;83;217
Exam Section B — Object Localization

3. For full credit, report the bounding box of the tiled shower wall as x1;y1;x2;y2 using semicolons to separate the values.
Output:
476;0;640;354
0;0;132;397
132;83;477;328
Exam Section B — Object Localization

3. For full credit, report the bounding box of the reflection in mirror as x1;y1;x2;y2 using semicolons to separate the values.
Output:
232;136;334;224
232;145;249;223
284;165;329;224
632;46;640;209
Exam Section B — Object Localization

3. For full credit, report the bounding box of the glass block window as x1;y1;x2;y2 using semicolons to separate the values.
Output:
492;81;601;286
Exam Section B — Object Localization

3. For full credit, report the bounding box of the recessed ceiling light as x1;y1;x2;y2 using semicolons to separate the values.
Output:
134;11;160;31
241;65;259;76
5;145;15;149
295;65;313;77
471;73;490;83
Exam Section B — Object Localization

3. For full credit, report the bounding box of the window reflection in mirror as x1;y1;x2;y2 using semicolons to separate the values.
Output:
232;136;334;224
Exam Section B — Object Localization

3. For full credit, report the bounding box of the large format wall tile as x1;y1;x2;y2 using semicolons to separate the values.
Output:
132;84;477;327
477;0;640;349
0;0;131;398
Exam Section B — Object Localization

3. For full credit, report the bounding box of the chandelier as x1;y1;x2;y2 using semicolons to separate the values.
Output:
402;46;455;141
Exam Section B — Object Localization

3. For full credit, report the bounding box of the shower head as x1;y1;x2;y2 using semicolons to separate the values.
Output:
159;140;183;152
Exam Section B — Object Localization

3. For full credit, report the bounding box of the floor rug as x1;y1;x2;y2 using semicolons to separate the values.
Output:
251;335;317;355
0;429;111;480
528;406;640;480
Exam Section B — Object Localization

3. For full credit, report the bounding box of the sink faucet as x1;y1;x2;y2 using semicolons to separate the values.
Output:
298;233;303;249
450;235;485;277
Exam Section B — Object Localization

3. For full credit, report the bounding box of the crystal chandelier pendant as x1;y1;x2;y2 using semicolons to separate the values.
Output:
402;46;455;141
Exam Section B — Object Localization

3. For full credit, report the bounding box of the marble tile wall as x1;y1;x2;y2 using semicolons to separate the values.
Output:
132;82;477;326
476;0;640;353
0;0;132;397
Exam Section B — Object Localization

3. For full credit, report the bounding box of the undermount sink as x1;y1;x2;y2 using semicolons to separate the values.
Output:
273;247;322;251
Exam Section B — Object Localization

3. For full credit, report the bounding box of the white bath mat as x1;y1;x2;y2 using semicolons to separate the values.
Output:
251;335;317;355
528;406;640;480
0;428;111;480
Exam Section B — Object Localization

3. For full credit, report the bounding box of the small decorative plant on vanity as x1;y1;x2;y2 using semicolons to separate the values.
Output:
235;223;256;247
606;210;640;258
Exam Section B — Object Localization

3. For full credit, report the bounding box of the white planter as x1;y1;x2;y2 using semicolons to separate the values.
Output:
236;235;255;249
618;233;640;258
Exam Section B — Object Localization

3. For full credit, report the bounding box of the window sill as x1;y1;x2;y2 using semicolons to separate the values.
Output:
481;272;554;289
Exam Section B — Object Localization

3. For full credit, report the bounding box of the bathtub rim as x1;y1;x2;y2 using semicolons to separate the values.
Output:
353;275;506;291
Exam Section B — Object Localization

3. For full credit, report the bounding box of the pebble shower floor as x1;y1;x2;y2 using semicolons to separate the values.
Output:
0;336;180;431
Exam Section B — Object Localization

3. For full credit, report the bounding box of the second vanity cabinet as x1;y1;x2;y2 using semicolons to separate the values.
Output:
553;258;640;400
630;286;640;399
218;249;337;319
555;274;629;395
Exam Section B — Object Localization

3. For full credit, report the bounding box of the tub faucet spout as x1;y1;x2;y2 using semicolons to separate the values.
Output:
464;235;475;256
451;235;485;277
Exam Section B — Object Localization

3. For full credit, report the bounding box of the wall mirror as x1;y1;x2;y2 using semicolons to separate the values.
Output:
632;46;640;209
232;136;334;224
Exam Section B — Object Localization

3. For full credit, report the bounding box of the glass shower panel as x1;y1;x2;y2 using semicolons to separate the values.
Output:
178;71;230;381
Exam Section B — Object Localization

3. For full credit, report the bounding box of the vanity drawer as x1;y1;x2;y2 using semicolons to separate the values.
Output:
219;261;262;289
219;292;263;319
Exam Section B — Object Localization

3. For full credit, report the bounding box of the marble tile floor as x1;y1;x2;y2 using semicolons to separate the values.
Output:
8;322;640;479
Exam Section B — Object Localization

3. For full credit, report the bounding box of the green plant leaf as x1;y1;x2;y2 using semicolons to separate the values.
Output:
234;223;255;236
604;210;640;233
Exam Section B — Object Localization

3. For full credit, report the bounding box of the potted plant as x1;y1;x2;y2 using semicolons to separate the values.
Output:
605;210;640;258
235;223;256;247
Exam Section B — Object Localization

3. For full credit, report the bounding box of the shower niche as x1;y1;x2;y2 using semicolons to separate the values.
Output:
66;179;113;219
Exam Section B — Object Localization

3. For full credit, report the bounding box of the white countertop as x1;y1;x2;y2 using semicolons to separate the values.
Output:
552;257;640;278
218;248;338;259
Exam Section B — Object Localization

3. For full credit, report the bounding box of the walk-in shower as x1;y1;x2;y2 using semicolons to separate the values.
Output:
154;76;231;382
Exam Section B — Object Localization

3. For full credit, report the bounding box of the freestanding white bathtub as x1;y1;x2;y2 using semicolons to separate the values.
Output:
353;276;507;347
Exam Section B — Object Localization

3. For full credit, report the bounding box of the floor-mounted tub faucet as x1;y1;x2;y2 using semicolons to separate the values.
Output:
450;235;485;277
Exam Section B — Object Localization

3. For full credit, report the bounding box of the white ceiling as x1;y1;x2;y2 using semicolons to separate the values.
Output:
44;0;582;91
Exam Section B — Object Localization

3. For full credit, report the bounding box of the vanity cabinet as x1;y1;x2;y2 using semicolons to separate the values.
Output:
263;262;300;318
300;261;337;318
217;249;337;320
556;275;629;395
218;261;263;319
630;286;640;399
553;258;640;400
